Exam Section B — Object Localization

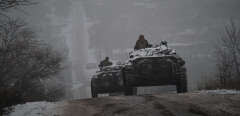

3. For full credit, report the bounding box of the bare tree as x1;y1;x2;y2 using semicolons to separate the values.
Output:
215;20;240;88
0;18;63;113
0;0;34;11
0;18;63;87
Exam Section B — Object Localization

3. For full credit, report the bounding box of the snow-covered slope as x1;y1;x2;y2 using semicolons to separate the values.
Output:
6;101;66;116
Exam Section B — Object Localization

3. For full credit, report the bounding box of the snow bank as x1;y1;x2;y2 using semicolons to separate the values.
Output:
197;89;240;95
6;101;65;116
129;45;176;61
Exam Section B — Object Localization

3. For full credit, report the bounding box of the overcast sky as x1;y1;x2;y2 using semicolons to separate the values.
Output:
83;0;240;49
14;0;240;50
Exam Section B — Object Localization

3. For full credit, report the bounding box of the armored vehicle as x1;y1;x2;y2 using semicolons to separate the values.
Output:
91;65;124;98
122;45;187;95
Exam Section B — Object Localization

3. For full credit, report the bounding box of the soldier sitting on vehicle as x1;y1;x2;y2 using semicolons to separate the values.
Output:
134;34;150;50
160;40;168;48
99;57;113;70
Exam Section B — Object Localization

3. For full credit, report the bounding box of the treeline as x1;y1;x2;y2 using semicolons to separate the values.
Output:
199;20;240;90
0;0;64;115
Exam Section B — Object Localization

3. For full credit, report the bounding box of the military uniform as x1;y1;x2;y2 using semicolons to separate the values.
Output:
99;57;113;69
134;35;149;50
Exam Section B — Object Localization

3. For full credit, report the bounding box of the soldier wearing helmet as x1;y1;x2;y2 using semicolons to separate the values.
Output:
99;57;113;70
160;40;168;47
134;34;150;50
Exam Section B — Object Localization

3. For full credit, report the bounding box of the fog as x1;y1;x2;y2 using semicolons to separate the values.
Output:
12;0;240;99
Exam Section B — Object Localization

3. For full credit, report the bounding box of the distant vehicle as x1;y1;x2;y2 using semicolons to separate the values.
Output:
91;65;124;98
122;46;187;95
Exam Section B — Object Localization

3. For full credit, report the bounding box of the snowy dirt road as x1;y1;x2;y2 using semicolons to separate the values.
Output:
8;90;240;116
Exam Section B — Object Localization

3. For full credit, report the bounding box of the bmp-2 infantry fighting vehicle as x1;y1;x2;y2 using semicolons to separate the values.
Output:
122;44;187;95
91;42;187;97
91;65;124;98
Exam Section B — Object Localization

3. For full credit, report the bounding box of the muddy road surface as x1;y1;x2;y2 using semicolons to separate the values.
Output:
62;91;240;116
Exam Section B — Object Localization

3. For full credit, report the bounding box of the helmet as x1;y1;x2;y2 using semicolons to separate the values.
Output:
161;40;168;46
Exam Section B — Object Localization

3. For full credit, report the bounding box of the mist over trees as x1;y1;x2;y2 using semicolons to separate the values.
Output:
215;20;240;89
199;20;240;90
0;1;65;114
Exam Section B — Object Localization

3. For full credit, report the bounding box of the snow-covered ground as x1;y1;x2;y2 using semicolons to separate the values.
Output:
197;89;240;94
6;101;66;116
